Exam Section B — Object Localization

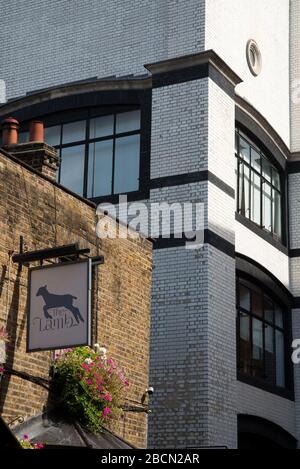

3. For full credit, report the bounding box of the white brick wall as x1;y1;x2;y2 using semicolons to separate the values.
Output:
0;0;205;99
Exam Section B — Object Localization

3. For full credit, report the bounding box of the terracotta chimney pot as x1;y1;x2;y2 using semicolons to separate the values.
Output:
1;117;19;145
29;120;44;143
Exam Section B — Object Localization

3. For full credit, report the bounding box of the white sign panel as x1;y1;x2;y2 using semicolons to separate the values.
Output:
27;260;91;352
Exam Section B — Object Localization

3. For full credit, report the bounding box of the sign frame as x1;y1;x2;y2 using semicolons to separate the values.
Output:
26;258;92;353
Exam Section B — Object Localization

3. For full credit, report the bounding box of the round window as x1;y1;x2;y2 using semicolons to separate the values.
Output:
246;40;262;76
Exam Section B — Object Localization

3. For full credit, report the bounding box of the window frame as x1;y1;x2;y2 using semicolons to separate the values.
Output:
14;89;152;204
235;128;286;246
236;273;294;400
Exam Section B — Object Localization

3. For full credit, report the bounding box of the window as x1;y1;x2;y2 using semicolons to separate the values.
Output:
235;129;282;241
237;277;289;389
43;109;141;197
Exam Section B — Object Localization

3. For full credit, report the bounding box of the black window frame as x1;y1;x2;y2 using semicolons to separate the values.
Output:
236;273;294;400
235;128;286;245
11;88;152;205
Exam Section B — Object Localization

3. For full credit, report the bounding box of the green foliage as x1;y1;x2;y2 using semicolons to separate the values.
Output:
52;347;128;434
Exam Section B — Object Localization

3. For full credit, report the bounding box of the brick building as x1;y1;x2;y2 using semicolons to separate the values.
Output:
0;133;152;448
0;0;300;449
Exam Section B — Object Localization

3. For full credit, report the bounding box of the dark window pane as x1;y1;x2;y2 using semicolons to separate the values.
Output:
89;115;114;139
114;134;140;194
251;148;261;172
265;324;275;384
18;131;29;144
62;120;86;144
240;164;250;218
87;140;113;198
239;137;250;163
275;305;283;328
275;330;285;387
264;295;274;323
44;125;61;146
272;168;280;190
239;312;251;374
116;110;141;134
262;157;272;182
252;318;264;378
252;288;263;318
60;145;85;196
239;284;250;311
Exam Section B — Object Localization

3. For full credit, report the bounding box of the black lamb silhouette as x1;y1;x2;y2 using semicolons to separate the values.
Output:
36;285;84;323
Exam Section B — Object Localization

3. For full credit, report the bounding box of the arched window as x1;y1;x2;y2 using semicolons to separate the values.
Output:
19;107;142;199
237;275;291;392
235;129;282;241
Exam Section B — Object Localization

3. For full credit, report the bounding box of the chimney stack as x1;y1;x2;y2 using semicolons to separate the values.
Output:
1;117;19;145
1;118;59;181
29;120;44;143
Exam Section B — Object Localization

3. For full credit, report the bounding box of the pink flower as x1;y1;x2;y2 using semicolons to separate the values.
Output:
86;379;92;385
82;363;91;372
108;358;114;365
23;434;29;440
102;407;111;417
98;385;103;391
0;367;5;373
105;394;112;402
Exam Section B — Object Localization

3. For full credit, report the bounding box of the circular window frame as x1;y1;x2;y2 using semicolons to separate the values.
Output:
246;39;262;76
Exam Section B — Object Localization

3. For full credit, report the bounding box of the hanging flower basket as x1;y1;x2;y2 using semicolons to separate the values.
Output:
52;346;129;434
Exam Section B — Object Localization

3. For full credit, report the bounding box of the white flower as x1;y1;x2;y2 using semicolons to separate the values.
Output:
85;358;93;365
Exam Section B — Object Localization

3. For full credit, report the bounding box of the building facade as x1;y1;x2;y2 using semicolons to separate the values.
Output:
0;0;299;448
0;136;152;448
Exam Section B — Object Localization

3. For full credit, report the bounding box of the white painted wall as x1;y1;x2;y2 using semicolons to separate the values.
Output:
205;0;290;146
235;221;290;288
290;0;300;152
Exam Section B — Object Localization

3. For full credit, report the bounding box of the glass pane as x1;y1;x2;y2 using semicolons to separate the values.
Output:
262;157;272;182
272;168;280;190
239;284;250;311
89;115;114;139
273;190;281;239
262;182;272;232
252;318;264;378
44;125;61;146
275;305;283;328
18;131;29;144
235;132;239;154
250;172;261;225
239;137;250;163
265;324;276;385
62;120;86;144
114;134;140;194
275;330;285;387
60;145;85;196
251;148;261;172
264;295;274;323
239;312;251;374
240;164;250;218
87;140;113;198
116;110;141;134
252;287;263;318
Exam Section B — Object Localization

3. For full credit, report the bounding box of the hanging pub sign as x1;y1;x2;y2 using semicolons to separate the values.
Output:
27;259;91;352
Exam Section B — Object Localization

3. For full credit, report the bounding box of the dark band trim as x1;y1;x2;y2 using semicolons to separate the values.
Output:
150;170;235;198
287;160;300;174
145;49;242;96
153;229;235;259
289;249;300;258
293;298;300;309
235;213;288;255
